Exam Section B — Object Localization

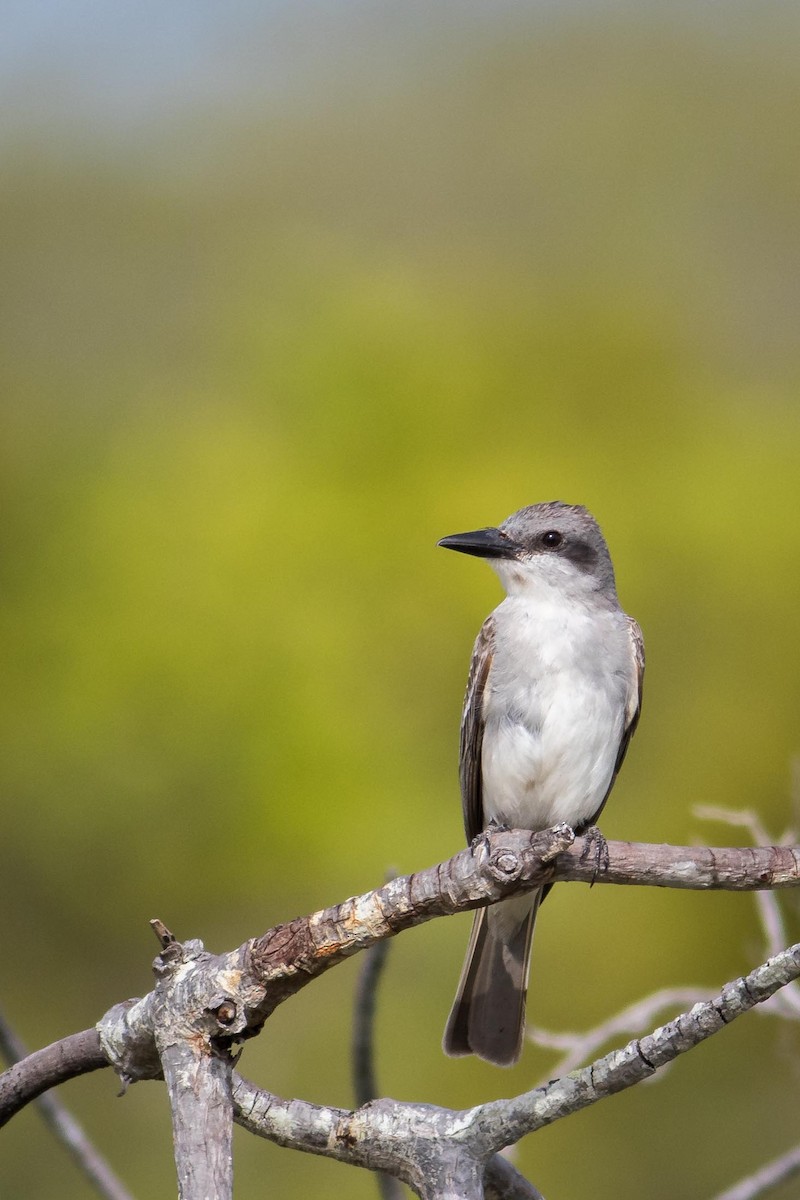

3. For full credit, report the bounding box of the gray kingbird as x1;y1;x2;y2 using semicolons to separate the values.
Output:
439;501;644;1067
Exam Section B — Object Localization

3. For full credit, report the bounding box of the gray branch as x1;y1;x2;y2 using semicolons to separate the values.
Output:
138;925;240;1200
86;829;800;1101
478;942;800;1151
161;1040;234;1200
232;942;800;1197
352;939;407;1200
233;1074;543;1200
482;1158;544;1200
352;939;392;1108
0;1025;108;1127
3;829;800;1197
527;987;711;1079
0;1010;134;1200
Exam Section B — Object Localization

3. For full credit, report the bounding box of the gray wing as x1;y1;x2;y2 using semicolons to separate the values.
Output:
459;615;495;843
586;614;645;829
616;615;645;774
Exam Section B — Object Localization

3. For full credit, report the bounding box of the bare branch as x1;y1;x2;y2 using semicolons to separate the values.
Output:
525;815;800;1198
95;934;243;1200
527;987;710;1079
149;935;238;1200
232;942;800;1196
352;939;391;1108
0;1025;108;1128
352;959;400;1195
351;937;406;1200
483;1158;544;1200
5;827;800;1136
480;941;800;1152
348;920;543;1198
0;1010;133;1200
246;830;800;1020
695;807;800;1018
525;813;800;1081
754;888;794;965
710;1143;800;1200
232;1077;489;1199
349;911;542;1198
247;825;575;1011
553;837;800;890
233;1076;544;1200
694;807;792;849
161;1041;234;1200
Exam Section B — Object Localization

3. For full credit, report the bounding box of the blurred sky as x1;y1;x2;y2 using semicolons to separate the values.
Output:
2;4;800;1199
3;1;579;125
6;1;799;128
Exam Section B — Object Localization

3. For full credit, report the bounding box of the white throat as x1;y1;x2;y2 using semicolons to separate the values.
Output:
489;554;607;604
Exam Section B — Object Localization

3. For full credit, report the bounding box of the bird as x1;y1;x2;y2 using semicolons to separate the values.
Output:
439;501;644;1067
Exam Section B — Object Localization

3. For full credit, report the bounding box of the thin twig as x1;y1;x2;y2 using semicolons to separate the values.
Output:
749;889;800;1018
486;942;800;1150
351;872;425;1200
352;937;391;1105
695;807;800;1018
694;807;786;849
0;1009;134;1200
709;1143;800;1200
352;936;406;1200
521;805;800;1152
526;815;800;1081
527;987;710;1080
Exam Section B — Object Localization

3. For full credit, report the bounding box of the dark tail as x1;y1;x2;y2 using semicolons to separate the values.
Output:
442;891;540;1067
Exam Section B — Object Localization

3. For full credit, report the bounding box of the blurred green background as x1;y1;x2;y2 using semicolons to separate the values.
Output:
2;3;800;1197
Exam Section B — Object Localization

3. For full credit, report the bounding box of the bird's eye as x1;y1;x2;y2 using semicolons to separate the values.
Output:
541;530;563;549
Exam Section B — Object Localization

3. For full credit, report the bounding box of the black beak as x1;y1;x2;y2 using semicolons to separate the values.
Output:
437;526;522;560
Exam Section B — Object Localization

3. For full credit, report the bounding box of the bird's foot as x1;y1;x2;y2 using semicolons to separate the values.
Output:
471;820;511;856
486;818;511;834
578;824;609;886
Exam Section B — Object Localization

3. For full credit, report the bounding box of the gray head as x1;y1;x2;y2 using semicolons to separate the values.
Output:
438;501;618;601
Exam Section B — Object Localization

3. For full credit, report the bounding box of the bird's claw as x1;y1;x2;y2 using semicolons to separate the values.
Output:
579;824;609;886
471;820;512;857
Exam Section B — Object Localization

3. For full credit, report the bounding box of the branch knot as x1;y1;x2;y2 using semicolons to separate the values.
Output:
489;851;522;880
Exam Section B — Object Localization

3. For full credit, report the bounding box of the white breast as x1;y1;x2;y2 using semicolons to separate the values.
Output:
480;591;632;831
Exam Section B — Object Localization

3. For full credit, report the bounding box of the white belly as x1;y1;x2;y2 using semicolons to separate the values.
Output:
480;594;631;831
